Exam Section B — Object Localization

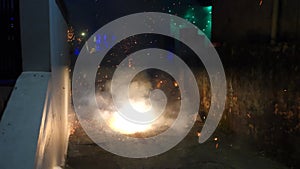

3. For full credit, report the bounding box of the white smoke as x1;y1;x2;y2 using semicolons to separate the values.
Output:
94;70;180;136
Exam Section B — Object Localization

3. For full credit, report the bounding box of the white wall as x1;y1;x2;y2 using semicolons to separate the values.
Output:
0;0;71;169
0;72;51;169
34;0;71;168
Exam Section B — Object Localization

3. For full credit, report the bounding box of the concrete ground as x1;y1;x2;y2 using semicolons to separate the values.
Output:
65;117;289;169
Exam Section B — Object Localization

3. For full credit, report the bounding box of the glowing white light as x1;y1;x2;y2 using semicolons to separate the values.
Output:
108;99;153;134
53;166;62;169
109;111;152;134
130;99;151;113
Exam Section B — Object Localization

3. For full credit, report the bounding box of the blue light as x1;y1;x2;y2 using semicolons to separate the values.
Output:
167;52;174;61
96;44;101;51
94;34;117;51
112;35;116;41
74;47;80;56
95;34;101;51
103;34;109;48
96;34;101;44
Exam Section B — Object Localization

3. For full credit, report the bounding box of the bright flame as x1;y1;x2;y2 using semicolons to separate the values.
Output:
108;112;151;134
108;99;153;134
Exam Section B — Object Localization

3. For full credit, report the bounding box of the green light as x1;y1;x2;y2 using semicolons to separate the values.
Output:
181;5;212;39
204;6;212;11
81;32;86;36
168;10;171;13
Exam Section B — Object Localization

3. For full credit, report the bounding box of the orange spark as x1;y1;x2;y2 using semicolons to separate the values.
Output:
197;132;201;137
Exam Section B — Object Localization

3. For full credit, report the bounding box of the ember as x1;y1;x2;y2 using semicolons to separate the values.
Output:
197;132;201;137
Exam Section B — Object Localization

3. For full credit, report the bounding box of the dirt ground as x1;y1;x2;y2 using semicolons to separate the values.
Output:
65;118;289;169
